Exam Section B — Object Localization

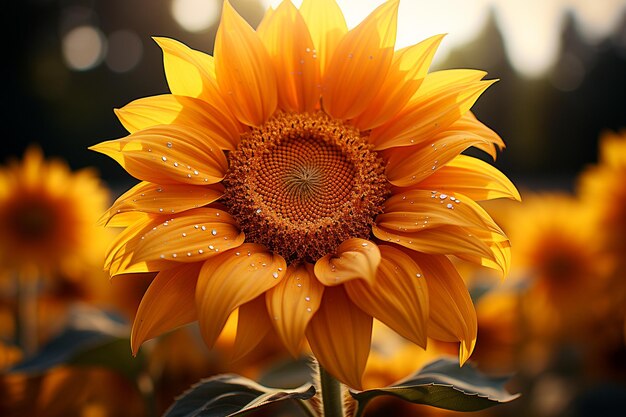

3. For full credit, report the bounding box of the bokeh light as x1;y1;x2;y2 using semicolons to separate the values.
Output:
170;0;221;32
105;30;144;73
263;0;626;78
61;25;107;71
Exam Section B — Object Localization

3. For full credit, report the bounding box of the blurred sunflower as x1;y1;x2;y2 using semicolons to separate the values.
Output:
578;129;626;253
499;193;609;344
0;146;111;281
91;0;518;388
578;129;626;369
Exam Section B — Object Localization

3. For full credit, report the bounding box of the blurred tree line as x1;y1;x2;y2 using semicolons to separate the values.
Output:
5;1;626;191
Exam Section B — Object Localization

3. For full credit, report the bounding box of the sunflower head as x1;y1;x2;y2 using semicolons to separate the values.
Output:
0;146;111;280
91;0;519;389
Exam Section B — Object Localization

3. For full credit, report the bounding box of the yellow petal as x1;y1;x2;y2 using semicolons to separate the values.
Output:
258;1;320;112
384;117;504;187
129;208;245;265
106;211;151;228
306;286;372;389
267;263;324;357
322;0;398;119
195;243;287;348
453;112;505;159
215;0;277;126
314;238;381;286
373;190;510;274
106;215;173;276
154;37;231;113
114;94;243;150
232;295;273;361
100;181;224;226
299;0;347;77
370;70;495;150
345;245;428;348
417;155;521;201
408;252;477;364
353;34;445;130
90;124;227;185
130;263;201;354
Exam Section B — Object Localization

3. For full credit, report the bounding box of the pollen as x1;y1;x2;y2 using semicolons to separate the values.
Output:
223;112;389;263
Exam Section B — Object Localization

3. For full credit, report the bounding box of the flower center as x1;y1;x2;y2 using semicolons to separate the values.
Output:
223;112;389;263
9;199;58;241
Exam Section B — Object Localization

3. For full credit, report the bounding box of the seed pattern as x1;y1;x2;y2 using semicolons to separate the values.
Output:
224;112;389;263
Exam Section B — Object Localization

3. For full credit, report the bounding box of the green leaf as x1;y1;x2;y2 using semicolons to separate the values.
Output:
9;304;142;380
258;356;313;389
350;356;520;415
163;374;316;417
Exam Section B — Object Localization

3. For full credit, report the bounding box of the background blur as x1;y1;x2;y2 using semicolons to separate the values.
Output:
3;1;626;416
6;0;626;192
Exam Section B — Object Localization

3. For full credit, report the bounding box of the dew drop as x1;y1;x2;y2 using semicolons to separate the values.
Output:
272;272;279;278
161;156;167;162
211;229;217;236
166;141;172;148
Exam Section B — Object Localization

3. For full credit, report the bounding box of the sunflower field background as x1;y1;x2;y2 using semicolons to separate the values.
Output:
3;1;626;416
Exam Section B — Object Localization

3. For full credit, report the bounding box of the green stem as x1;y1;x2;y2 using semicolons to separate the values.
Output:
295;398;318;417
319;365;344;417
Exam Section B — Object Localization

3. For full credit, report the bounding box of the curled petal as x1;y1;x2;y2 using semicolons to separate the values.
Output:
89;124;227;185
195;244;286;348
232;296;274;361
258;1;320;112
345;245;428;348
131;263;201;354
322;0;398;119
267;263;324;356
314;238;381;286
408;252;477;365
215;0;277;126
306;286;372;389
114;94;243;150
100;181;223;225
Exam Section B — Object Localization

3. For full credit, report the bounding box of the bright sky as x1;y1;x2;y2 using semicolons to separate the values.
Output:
258;0;626;78
158;0;626;78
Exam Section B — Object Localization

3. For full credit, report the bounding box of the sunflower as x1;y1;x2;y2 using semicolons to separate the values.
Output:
497;193;610;345
91;0;518;388
578;129;626;253
0;146;111;281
